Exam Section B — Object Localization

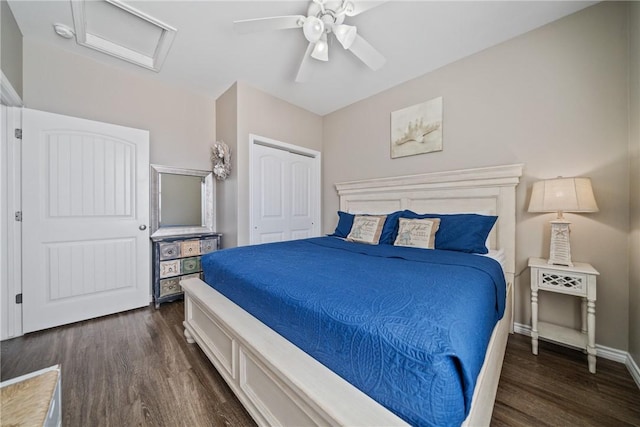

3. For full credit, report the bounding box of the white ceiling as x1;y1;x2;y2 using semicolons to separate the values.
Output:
8;0;596;115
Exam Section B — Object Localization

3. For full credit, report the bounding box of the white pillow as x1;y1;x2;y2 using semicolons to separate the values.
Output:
347;215;386;245
394;218;441;249
476;249;506;271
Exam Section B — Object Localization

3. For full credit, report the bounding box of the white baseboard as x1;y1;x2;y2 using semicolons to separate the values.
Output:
514;322;639;389
627;352;640;390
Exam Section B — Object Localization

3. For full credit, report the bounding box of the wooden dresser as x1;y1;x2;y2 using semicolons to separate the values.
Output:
151;232;222;308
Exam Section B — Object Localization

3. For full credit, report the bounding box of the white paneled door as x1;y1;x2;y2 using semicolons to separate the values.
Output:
251;141;320;245
21;109;150;333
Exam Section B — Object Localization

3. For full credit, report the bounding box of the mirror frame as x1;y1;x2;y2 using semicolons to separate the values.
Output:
150;164;215;238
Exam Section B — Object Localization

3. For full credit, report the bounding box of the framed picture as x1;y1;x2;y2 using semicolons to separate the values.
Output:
391;96;443;159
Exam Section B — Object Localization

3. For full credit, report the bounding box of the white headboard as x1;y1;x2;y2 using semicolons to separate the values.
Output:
334;164;523;283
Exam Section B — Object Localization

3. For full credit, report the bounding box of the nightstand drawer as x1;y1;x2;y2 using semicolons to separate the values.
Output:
538;270;587;296
159;242;180;260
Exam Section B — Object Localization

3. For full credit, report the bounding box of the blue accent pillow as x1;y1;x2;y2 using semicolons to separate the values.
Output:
380;210;403;245
330;210;403;245
331;211;354;238
401;210;497;254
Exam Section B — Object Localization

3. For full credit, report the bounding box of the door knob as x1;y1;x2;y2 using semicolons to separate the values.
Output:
139;225;147;231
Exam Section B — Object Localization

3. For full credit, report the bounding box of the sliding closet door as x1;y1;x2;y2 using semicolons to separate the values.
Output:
250;140;320;245
21;109;150;333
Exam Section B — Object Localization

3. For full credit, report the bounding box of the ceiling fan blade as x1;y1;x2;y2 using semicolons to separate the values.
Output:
348;34;386;71
295;42;315;83
343;1;387;17
233;15;305;34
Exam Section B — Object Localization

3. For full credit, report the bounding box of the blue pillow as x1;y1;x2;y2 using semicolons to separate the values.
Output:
401;210;497;254
330;211;354;238
379;210;403;245
330;210;403;245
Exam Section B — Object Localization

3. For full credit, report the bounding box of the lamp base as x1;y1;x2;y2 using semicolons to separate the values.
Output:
548;219;573;266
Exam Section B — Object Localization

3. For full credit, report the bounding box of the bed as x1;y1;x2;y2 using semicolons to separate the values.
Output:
181;163;523;426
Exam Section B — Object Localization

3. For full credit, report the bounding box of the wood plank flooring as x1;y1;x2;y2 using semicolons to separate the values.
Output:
2;302;639;426
1;303;255;427
493;334;640;426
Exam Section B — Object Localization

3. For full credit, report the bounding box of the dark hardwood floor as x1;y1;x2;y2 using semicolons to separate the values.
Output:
1;303;255;427
2;302;639;426
493;334;640;427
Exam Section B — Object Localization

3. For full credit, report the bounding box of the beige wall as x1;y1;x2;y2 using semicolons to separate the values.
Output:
1;0;23;99
629;2;640;364
323;2;630;349
215;83;239;248
23;39;215;171
217;81;322;248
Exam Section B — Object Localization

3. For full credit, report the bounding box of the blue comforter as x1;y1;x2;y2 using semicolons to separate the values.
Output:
201;237;506;427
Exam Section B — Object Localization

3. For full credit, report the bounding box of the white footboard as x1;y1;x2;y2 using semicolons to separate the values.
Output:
181;277;408;427
181;277;512;427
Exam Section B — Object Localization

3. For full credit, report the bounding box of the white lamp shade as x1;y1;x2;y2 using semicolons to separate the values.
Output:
302;16;324;43
334;24;357;49
311;34;328;61
528;177;599;214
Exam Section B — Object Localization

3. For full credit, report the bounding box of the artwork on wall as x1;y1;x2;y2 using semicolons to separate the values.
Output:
391;96;443;159
211;140;232;180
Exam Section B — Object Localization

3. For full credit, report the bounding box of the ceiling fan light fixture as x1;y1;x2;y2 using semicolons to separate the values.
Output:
334;24;357;49
302;16;325;43
342;1;356;15
311;34;329;61
234;0;387;81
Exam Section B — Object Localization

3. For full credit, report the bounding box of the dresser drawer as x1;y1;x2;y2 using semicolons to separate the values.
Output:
180;272;201;282
181;257;201;275
159;277;181;297
159;242;180;260
200;238;219;254
181;240;201;257
159;259;181;278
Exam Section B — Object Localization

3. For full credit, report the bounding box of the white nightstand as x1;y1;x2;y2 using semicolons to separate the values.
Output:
528;257;599;373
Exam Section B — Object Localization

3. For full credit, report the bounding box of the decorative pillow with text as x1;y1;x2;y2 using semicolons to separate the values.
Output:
393;218;441;249
346;215;387;245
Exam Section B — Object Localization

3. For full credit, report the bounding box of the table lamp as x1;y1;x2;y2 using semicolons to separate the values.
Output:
528;177;598;266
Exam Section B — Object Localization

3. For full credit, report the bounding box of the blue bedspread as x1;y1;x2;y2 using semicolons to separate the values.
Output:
201;237;506;427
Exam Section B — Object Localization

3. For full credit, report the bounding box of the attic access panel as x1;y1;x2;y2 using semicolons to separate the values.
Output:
71;0;177;72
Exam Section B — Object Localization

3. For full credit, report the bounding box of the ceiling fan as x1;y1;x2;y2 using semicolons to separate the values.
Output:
234;0;386;82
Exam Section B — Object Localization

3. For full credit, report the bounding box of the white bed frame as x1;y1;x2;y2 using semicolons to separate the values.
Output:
181;163;523;426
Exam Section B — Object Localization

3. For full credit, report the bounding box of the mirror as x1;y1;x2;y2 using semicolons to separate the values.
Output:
150;164;215;237
159;174;203;227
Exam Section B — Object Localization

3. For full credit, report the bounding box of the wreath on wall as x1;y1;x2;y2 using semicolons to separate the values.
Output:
211;140;231;181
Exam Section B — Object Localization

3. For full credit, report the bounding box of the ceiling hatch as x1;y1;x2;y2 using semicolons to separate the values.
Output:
71;0;177;72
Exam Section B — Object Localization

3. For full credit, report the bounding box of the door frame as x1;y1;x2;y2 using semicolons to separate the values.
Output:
248;134;321;246
0;73;23;339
